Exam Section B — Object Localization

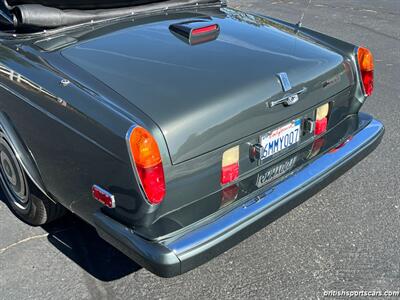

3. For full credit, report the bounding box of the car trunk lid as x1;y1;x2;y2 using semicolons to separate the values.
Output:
61;8;353;164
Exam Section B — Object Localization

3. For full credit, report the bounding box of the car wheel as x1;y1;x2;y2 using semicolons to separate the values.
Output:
0;133;65;225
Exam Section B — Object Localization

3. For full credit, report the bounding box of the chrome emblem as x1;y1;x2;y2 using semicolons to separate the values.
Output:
268;73;307;108
277;72;292;92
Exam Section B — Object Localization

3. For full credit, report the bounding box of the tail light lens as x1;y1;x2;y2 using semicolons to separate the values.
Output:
315;103;330;135
357;47;374;96
192;24;219;36
128;127;165;205
221;146;239;185
315;117;328;135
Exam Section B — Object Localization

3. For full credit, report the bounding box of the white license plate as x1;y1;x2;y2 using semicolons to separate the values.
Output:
259;119;301;160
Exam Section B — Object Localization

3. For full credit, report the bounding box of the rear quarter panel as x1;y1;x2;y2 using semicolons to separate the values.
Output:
0;41;145;225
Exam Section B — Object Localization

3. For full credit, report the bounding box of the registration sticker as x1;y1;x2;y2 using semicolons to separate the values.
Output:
259;119;301;160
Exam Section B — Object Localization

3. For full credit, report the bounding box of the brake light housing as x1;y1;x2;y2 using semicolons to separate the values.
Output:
314;103;330;135
192;24;219;36
169;22;220;45
127;126;166;205
221;146;239;185
357;47;374;96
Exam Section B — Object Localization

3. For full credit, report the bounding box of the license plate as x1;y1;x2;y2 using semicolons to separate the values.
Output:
259;119;301;160
256;156;298;188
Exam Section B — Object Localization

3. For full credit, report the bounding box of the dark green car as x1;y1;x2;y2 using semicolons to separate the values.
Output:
0;0;384;277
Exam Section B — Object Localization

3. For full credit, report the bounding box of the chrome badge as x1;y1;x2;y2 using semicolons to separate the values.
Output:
277;72;292;92
268;73;307;108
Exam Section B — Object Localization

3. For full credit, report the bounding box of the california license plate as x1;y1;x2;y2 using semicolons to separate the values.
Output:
259;119;301;160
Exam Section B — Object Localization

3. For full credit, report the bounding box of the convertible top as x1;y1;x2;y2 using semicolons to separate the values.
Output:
1;0;222;30
5;0;167;9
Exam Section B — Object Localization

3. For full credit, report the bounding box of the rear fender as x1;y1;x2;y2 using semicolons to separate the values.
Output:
263;15;366;112
296;27;365;112
0;112;56;203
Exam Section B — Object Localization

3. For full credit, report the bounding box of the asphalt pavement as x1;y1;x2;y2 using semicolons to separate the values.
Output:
1;1;399;299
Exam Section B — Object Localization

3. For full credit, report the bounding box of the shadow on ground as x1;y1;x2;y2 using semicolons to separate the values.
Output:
1;189;142;281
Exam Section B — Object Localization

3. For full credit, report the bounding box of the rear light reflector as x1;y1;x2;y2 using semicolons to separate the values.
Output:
221;184;239;208
329;136;353;153
314;103;330;135
221;146;239;185
92;185;115;208
128;127;166;205
308;137;325;159
357;47;374;96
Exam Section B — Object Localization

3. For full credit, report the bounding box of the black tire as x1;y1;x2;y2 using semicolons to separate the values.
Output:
0;133;65;226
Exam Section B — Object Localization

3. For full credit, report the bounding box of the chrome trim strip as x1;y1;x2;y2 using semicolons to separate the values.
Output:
167;118;384;255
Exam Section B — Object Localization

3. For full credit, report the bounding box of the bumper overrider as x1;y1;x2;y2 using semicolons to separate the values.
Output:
94;113;384;277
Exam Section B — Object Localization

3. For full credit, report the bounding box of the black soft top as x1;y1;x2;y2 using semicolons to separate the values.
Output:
6;0;167;9
1;0;222;30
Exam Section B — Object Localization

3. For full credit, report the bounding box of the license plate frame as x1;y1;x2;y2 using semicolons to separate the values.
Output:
259;119;302;161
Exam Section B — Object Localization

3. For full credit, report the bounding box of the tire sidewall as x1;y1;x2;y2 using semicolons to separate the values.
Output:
0;134;46;225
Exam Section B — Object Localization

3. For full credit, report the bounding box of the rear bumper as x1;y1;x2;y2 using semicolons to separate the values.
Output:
94;114;384;277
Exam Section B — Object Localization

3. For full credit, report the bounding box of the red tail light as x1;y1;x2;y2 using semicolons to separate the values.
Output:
221;146;239;185
315;117;328;135
314;103;330;135
357;47;374;96
128;127;166;205
221;163;239;185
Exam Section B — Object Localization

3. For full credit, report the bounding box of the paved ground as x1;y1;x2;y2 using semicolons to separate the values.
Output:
1;1;399;299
